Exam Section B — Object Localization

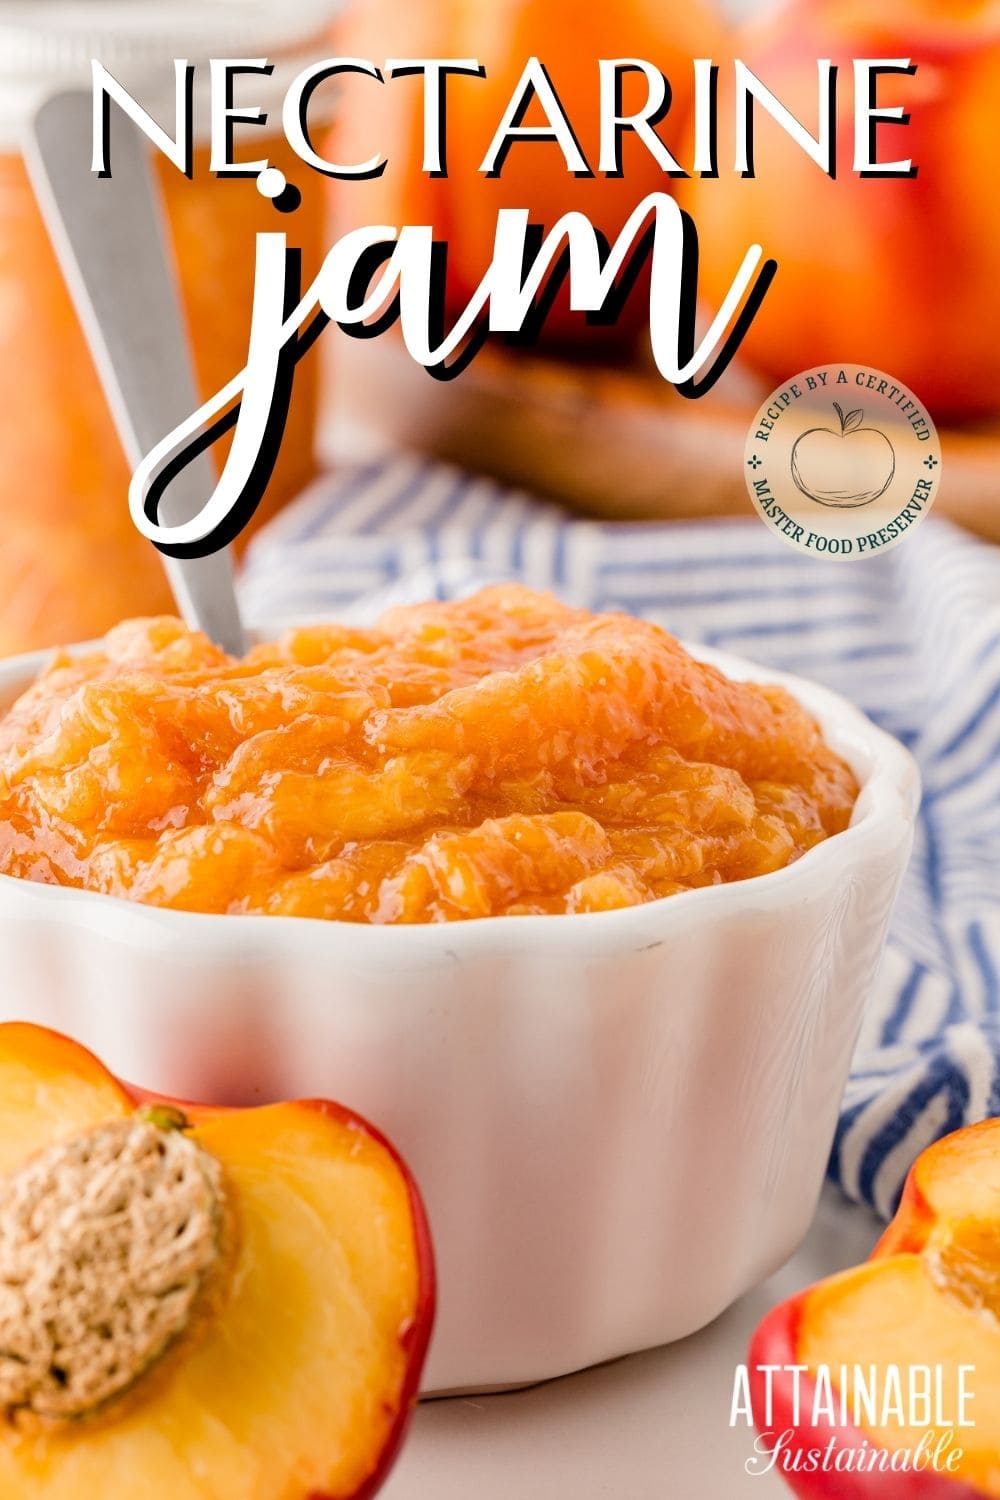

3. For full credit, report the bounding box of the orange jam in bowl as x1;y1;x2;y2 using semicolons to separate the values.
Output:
0;587;858;923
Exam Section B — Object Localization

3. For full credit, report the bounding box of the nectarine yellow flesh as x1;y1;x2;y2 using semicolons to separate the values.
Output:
931;1218;1000;1321
0;1032;425;1500
875;1121;1000;1261
910;1120;1000;1224
0;1024;132;1172
800;1255;1000;1498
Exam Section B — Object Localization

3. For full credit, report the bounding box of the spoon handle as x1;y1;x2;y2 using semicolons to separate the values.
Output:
25;90;248;657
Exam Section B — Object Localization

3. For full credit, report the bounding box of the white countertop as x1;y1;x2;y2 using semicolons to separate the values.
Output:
384;1186;884;1500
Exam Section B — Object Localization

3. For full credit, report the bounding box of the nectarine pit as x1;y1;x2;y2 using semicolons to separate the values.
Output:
0;1107;232;1428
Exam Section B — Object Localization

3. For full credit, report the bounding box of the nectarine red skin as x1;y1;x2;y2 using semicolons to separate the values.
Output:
749;1296;986;1500
240;1099;436;1500
243;1101;436;1500
872;1172;937;1260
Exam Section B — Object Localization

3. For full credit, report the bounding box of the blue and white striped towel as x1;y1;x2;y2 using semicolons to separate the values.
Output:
242;454;1000;1221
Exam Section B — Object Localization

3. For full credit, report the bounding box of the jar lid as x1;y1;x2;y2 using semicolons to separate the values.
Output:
0;0;344;146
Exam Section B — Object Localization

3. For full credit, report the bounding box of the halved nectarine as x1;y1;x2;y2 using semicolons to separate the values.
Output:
749;1120;1000;1498
0;1023;434;1499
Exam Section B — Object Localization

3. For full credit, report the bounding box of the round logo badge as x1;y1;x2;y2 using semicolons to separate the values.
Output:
743;364;940;559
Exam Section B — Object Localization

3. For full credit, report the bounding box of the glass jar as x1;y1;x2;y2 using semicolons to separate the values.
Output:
0;1;340;653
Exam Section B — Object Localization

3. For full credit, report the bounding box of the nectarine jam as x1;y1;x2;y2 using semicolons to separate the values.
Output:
0;587;857;922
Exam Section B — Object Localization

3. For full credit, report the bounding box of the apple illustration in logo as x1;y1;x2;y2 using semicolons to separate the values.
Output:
791;402;896;508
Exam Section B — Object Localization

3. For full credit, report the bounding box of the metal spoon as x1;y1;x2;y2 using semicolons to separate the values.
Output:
25;90;247;656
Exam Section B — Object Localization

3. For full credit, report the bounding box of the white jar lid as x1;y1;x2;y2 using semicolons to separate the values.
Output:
0;0;345;147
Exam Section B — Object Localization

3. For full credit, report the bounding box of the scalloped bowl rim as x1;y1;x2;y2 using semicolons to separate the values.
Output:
0;634;920;962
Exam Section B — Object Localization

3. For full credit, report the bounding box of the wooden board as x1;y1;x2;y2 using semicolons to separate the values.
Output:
327;337;1000;543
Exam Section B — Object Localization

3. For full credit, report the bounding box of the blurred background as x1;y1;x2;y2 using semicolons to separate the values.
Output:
0;0;997;652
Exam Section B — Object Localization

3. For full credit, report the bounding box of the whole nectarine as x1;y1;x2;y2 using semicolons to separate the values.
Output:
330;0;725;350
683;0;1000;419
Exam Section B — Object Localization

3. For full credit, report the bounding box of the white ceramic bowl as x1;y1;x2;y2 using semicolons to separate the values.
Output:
0;641;918;1393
